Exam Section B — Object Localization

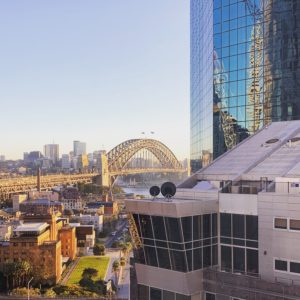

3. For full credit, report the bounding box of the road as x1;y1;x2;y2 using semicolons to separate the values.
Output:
105;219;128;248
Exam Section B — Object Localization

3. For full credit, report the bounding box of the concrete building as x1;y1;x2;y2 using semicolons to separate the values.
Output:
12;194;28;212
73;140;86;156
61;187;82;211
0;225;12;241
75;213;103;231
61;154;71;169
127;121;300;299
44;144;59;165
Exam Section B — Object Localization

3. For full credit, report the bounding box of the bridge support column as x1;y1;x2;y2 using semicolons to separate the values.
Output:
95;153;109;186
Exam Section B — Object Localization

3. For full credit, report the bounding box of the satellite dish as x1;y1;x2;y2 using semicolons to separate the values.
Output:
161;182;176;200
149;186;160;198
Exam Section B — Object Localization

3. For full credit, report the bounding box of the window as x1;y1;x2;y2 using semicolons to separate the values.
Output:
139;215;153;239
246;215;258;240
144;246;157;267
203;246;211;267
150;287;162;300
203;214;211;238
193;247;202;270
176;294;190;300
170;250;187;272
193;215;202;240
221;246;232;271
290;262;300;274
233;247;245;273
233;214;245;238
275;259;288;271
274;218;287;229
165;217;182;243
290;219;300;231
163;290;175;300
152;216;167;240
181;217;192;242
205;293;216;300
156;247;171;270
212;213;217;237
247;249;258;274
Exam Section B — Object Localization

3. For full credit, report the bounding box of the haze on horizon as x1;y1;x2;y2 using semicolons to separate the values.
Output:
0;0;189;161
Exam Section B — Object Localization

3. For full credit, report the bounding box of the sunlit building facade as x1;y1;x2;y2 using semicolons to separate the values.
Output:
190;0;300;172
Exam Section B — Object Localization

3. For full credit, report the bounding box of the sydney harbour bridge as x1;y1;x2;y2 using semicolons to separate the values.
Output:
0;139;185;200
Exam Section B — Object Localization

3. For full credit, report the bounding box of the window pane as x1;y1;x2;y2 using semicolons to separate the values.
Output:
165;217;182;242
212;213;217;237
176;294;190;300
221;213;231;237
203;246;212;267
193;215;202;240
186;250;193;271
246;215;258;240
290;262;300;274
163;290;175;300
274;218;287;229
193;247;202;270
152;216;166;240
212;244;218;266
233;214;245;239
290;219;300;231
205;293;216;300
203;214;211;238
144;246;157;267
181;217;192;242
247;249;258;275
233;247;245;273
140;215;153;239
170;250;187;272
156;247;171;270
150;287;161;300
138;284;149;300
275;259;287;271
221;246;232;271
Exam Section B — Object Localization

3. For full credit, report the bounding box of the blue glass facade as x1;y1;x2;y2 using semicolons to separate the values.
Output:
191;0;300;172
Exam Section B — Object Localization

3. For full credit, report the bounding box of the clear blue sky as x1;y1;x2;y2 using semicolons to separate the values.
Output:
0;0;189;160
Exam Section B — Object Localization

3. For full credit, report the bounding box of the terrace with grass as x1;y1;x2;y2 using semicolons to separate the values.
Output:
66;256;110;286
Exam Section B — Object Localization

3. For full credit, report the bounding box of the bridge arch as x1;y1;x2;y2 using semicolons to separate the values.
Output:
107;139;182;175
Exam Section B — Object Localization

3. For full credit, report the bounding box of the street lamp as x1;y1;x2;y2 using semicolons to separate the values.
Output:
27;277;33;300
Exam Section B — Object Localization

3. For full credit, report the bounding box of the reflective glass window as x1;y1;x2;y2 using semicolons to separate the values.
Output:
221;246;232;271
133;214;141;237
203;214;211;238
247;249;258;274
186;250;193;271
193;247;202;270
212;213;217;237
274;218;287;229
203;246;212;267
150;287;161;300
170;250;187;272
151;216;166;240
221;213;231;237
163;290;175;300
246;215;258;240
290;219;300;231
233;247;245;272
181;217;192;242
290;262;300;274
176;294;191;300
139;215;153;239
205;293;216;300
138;284;149;300
156;247;171;270
233;214;245;238
193;215;202;240
212;245;218;266
165;217;182;243
275;259;287;271
144;246;157;267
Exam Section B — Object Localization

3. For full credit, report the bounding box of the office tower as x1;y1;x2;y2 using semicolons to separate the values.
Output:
0;155;5;162
44;144;59;164
190;0;300;172
127;120;300;300
73;140;86;156
61;154;71;169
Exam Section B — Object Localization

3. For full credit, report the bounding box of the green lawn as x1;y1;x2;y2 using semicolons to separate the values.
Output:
66;256;110;286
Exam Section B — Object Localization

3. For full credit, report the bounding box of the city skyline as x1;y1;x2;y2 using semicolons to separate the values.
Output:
0;0;189;160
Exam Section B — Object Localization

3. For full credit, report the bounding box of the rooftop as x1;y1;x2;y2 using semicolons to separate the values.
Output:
14;222;49;233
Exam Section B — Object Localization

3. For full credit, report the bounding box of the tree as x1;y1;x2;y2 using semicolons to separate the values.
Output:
93;244;105;256
120;257;126;267
82;268;98;279
112;260;120;286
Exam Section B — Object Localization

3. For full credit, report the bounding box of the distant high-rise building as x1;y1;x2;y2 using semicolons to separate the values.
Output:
44;144;59;164
61;154;71;169
0;155;5;162
190;0;300;172
73;141;86;156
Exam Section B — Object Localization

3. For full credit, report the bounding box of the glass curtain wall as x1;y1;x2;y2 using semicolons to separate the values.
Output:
191;0;300;172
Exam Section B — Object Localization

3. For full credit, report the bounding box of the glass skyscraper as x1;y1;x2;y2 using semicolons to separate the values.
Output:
190;0;300;173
